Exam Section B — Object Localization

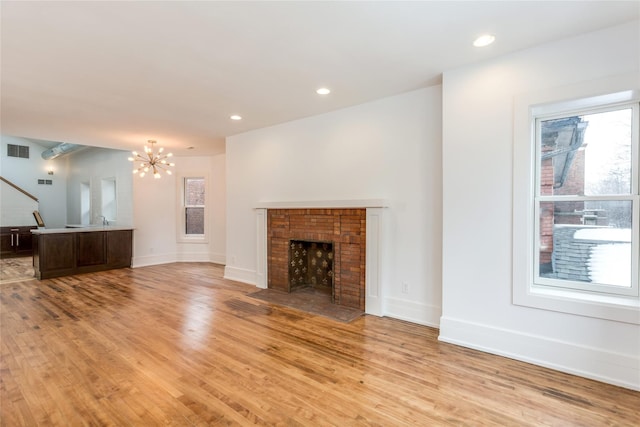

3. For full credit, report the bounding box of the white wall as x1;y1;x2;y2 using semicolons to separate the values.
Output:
132;153;226;267
0;135;67;227
225;87;443;326
440;21;639;390
66;147;133;226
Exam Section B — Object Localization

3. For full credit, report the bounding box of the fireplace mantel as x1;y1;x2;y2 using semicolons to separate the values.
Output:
255;199;388;209
255;201;389;316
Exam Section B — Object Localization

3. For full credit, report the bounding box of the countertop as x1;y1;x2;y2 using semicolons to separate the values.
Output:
31;226;134;234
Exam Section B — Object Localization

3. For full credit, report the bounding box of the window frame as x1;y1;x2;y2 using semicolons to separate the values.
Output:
512;73;640;324
533;103;639;297
177;174;209;244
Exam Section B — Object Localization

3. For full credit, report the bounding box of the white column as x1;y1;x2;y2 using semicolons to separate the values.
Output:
255;208;268;288
365;207;386;316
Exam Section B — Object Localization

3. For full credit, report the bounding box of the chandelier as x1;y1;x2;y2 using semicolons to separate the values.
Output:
128;140;175;178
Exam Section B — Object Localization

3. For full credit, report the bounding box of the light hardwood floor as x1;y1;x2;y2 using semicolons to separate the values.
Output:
0;256;34;284
1;263;638;426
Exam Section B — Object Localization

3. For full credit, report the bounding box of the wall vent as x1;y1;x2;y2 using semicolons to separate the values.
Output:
37;179;53;185
7;144;30;159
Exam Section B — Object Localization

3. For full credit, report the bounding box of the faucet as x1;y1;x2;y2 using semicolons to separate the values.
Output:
99;216;108;226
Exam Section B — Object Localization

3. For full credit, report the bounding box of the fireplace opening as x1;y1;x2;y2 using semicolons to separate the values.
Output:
289;240;334;293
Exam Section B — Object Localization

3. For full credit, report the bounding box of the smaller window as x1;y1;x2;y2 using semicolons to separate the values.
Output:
185;177;205;235
179;176;207;242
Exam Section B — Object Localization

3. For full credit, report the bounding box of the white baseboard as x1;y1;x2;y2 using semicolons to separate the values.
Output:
175;252;210;262
131;253;176;268
439;316;640;391
133;252;226;267
210;252;226;265
385;297;441;328
224;266;257;286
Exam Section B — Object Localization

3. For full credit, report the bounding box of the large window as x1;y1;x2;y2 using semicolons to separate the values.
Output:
535;105;638;297
512;76;640;324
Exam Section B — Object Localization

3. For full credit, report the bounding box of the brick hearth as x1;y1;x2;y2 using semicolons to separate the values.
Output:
267;208;366;310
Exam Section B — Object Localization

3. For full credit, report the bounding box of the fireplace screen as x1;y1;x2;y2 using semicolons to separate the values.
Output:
289;240;334;290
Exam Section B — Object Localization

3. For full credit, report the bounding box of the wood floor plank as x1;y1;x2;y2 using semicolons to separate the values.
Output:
1;263;638;426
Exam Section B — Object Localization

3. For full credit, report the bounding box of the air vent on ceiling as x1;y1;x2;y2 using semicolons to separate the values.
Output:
7;144;30;159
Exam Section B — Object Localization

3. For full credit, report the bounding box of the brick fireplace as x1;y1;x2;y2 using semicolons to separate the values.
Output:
267;209;366;310
254;200;387;316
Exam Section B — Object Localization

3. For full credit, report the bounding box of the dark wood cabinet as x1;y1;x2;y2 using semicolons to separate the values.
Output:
38;233;75;272
0;233;11;256
33;229;133;279
0;226;37;258
106;230;134;268
77;232;107;267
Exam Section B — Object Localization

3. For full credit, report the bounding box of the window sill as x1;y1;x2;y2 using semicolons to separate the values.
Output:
177;235;208;244
514;284;640;324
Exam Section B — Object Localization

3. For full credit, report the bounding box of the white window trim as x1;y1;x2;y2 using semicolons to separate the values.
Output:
534;104;638;297
513;73;640;324
177;173;209;244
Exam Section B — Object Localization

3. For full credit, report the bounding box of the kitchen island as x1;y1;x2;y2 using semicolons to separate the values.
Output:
32;226;133;279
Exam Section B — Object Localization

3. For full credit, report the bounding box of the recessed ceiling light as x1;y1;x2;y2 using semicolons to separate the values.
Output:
230;115;242;120
316;88;331;95
473;34;495;47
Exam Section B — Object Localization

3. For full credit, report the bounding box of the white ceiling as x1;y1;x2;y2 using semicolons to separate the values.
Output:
2;1;638;156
